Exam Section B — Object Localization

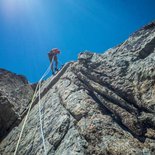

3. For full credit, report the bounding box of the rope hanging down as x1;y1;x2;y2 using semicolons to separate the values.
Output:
14;59;54;155
38;83;47;155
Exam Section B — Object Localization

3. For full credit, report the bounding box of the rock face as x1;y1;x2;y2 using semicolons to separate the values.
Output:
0;22;155;155
0;69;34;141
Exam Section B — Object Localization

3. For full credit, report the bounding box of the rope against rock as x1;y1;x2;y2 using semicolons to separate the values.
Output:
38;82;47;155
14;59;53;155
14;60;73;155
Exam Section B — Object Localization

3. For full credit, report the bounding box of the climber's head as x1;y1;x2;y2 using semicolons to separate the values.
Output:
52;48;60;54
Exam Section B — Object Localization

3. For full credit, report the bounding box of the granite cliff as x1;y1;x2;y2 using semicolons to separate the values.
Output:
0;22;155;155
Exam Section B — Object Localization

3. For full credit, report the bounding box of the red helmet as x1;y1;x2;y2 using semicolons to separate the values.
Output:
52;48;60;54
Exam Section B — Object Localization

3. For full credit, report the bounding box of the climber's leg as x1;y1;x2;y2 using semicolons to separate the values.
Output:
49;56;55;75
54;55;58;71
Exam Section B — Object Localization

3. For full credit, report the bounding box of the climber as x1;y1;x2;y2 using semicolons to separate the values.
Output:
48;48;60;75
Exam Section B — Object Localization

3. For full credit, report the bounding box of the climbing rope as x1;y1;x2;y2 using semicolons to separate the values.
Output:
14;58;53;155
38;83;47;155
14;82;40;155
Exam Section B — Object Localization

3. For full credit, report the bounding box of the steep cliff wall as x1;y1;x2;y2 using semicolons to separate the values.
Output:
0;69;34;141
0;22;155;155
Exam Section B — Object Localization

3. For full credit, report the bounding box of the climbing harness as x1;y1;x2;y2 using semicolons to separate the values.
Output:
14;58;54;155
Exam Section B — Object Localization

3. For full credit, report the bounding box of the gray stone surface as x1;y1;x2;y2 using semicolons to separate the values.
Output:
0;69;34;141
0;22;155;155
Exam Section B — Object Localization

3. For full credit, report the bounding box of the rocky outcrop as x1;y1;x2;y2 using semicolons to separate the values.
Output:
0;69;34;141
0;22;155;155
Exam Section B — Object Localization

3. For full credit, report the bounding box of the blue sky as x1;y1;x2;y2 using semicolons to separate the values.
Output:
0;0;155;82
